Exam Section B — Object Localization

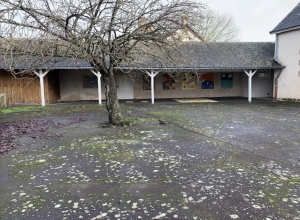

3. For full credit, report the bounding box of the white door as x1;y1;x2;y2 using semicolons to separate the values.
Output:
117;75;133;99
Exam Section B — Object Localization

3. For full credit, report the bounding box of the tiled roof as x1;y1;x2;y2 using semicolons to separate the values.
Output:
0;57;93;69
127;42;283;70
270;2;300;34
0;42;283;71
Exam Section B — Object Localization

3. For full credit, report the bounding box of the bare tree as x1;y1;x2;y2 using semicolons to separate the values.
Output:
189;9;241;42
0;0;204;125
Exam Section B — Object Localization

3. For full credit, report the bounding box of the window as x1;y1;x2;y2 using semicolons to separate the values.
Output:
83;75;98;88
221;73;233;89
257;71;270;78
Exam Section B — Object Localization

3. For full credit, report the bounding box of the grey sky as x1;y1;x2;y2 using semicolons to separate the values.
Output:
206;0;299;42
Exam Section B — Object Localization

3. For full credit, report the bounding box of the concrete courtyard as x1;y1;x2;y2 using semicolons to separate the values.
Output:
0;98;300;219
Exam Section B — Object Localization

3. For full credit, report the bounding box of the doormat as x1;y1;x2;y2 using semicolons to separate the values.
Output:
174;99;218;103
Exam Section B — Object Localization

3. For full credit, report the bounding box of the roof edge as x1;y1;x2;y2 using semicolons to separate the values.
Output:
270;25;300;34
116;66;285;71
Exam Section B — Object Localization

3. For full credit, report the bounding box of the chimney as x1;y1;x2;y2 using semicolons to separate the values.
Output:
182;14;188;26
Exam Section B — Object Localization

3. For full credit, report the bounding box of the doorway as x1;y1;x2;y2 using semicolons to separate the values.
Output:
117;74;133;99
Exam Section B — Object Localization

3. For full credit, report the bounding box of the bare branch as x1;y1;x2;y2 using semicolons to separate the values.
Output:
189;8;241;42
0;0;206;124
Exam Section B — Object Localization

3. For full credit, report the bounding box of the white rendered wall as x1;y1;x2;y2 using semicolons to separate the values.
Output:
134;72;242;99
59;69;105;101
241;72;273;98
276;29;300;100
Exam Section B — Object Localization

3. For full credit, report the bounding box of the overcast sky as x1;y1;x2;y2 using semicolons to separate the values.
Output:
205;0;299;42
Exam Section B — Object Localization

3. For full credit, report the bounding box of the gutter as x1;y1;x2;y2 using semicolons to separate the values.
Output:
115;66;284;71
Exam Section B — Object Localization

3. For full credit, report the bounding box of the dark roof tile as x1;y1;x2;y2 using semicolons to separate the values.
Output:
128;42;282;70
270;3;300;34
0;42;283;71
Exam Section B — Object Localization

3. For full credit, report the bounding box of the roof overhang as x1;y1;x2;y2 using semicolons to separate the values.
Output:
116;66;285;72
270;25;300;34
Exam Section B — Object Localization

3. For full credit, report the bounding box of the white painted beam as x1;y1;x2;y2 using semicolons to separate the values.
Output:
90;70;102;104
145;70;159;104
244;70;257;103
34;70;50;106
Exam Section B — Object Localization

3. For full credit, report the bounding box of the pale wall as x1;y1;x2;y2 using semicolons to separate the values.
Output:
276;29;300;100
134;72;242;99
59;70;273;101
241;72;274;98
59;69;105;101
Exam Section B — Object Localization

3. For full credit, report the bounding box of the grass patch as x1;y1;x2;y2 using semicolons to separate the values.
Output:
280;101;300;107
287;178;300;183
88;142;110;152
1;104;106;117
30;197;43;208
155;177;176;182
97;177;118;182
146;193;154;198
150;111;183;120
106;150;133;161
87;141;134;162
87;193;94;198
1;106;44;114
49;157;64;163
10;160;46;175
116;116;150;126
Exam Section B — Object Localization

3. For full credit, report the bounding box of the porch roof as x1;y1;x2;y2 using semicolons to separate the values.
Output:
0;57;92;70
123;42;284;71
0;42;284;71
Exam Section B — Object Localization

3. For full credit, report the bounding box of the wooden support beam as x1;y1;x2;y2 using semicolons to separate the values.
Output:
145;70;159;104
34;70;50;106
244;70;257;103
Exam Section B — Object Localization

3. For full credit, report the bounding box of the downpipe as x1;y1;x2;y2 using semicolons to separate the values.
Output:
274;69;283;100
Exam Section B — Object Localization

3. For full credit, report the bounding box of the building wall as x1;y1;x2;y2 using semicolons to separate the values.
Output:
276;29;300;100
241;71;274;98
2;68;274;105
134;72;242;99
60;71;244;101
59;69;105;101
59;70;273;101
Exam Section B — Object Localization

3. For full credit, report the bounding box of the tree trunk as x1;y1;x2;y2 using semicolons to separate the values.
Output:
102;68;122;125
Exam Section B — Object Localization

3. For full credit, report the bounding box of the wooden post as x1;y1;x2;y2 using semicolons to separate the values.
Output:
91;70;102;104
34;70;50;106
244;70;257;103
145;70;159;104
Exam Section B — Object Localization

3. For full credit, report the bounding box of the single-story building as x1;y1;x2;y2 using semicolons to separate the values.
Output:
4;2;300;106
0;41;283;105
